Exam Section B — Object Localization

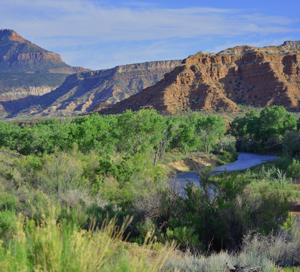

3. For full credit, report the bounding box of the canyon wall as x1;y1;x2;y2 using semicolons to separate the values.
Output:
0;29;89;118
7;60;181;118
98;45;300;115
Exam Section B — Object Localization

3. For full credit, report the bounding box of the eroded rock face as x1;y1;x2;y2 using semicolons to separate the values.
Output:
0;29;90;118
7;60;181;118
99;45;300;114
0;29;88;74
0;86;54;100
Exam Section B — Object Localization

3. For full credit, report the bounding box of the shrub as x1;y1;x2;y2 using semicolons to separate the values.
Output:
286;159;300;179
237;139;259;152
0;210;19;243
163;168;291;251
163;226;203;250
215;135;236;154
0;193;18;211
282;131;300;156
19;151;85;196
273;157;292;170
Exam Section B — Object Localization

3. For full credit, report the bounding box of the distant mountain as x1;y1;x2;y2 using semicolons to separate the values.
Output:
0;29;89;118
4;60;181;118
97;43;300;115
0;29;86;74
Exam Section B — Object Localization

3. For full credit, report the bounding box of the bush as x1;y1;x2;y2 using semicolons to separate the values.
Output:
282;131;300;157
154;167;292;252
163;226;203;250
236;139;259;152
272;157;293;170
215;135;236;154
0;193;18;211
217;151;239;165
0;210;19;243
286;159;300;179
19;151;85;196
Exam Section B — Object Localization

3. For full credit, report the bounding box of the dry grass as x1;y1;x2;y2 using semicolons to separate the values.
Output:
162;229;300;272
0;205;177;272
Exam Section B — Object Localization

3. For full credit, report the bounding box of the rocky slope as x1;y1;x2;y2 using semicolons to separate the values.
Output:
4;60;181;118
98;44;300;115
0;29;88;118
282;41;300;50
0;29;87;73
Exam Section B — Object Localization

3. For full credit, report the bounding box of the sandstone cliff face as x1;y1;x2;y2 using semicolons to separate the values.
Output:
0;29;89;118
99;45;300;115
0;29;89;74
0;86;55;102
0;51;62;62
6;60;181;118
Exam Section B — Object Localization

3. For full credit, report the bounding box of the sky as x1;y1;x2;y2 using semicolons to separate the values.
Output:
1;0;300;70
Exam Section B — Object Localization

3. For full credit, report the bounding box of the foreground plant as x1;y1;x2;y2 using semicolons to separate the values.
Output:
0;206;176;272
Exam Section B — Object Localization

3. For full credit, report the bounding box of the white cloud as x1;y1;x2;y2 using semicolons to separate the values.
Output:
1;0;299;69
1;0;297;42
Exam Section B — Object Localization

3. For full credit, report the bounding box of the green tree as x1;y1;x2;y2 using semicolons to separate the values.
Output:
0;122;32;155
196;115;226;154
230;110;259;140
174;114;198;155
69;113;111;154
114;109;166;155
255;106;297;144
30;119;72;155
153;116;183;165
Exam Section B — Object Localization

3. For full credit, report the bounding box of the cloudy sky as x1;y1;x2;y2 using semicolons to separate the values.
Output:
1;0;300;70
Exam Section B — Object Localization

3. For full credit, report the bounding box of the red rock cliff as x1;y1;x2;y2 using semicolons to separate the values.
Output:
99;45;300;114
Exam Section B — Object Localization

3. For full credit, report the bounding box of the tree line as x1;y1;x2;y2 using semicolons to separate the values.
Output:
0;109;227;161
230;105;300;154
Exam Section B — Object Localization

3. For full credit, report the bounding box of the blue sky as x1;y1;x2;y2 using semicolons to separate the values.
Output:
1;0;300;70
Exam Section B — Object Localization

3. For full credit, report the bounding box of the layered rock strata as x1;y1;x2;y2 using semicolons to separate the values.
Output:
6;60;181;118
98;45;300;114
0;29;89;118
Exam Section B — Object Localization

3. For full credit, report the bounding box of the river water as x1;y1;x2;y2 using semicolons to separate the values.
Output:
169;152;300;231
169;152;277;191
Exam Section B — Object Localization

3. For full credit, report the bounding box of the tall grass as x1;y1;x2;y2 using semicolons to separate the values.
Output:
0;205;176;272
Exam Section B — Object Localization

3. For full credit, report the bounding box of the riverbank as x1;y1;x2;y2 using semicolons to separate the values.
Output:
161;151;239;177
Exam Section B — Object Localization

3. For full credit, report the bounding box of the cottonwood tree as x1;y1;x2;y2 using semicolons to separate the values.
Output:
255;106;297;144
114;109;166;155
195;115;226;154
153;116;183;165
69;113;111;154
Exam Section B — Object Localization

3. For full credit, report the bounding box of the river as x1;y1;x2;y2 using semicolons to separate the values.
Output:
169;152;277;191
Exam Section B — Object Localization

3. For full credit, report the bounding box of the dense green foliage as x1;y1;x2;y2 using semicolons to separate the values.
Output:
0;109;227;158
0;108;298;270
231;105;298;152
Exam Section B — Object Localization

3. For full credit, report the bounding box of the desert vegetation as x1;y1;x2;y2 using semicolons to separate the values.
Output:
0;107;300;271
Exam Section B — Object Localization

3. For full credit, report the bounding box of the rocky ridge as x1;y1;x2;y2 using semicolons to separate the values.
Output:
0;29;89;118
4;60;181;118
98;44;300;115
0;29;87;74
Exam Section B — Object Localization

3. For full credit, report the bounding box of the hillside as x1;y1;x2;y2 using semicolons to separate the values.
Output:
98;43;300;115
0;29;86;74
3;60;181;118
0;29;89;118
